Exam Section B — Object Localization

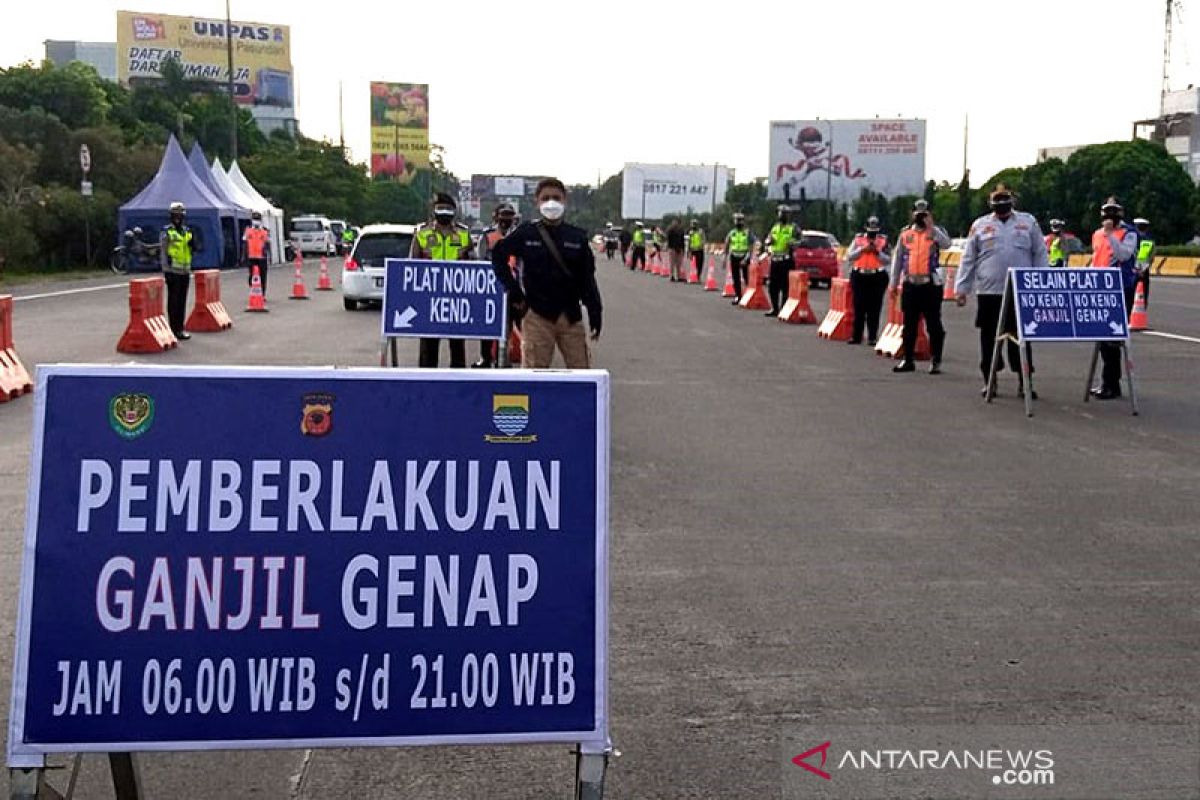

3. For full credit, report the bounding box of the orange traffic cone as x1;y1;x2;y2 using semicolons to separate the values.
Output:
721;262;736;297
703;259;718;291
289;259;310;300
687;256;700;284
246;265;268;312
1129;282;1149;331
316;256;333;290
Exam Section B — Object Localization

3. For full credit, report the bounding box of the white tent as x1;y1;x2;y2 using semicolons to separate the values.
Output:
224;160;286;264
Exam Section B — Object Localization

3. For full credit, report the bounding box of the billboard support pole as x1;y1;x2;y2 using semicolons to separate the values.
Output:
225;0;238;159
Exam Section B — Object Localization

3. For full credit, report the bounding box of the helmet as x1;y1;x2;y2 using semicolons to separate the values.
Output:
689;219;698;227
132;226;143;236
495;201;516;217
1133;217;1150;227
1100;197;1123;215
732;211;745;220
168;201;186;215
1049;219;1064;231
865;216;880;231
635;221;644;228
605;221;613;228
912;199;929;213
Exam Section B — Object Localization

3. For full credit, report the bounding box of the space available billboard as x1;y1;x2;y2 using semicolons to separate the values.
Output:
117;10;292;108
768;120;926;203
370;83;429;185
621;164;731;221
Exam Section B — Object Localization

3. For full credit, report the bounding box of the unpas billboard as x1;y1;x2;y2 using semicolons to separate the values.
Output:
621;164;731;221
116;10;293;109
768;120;926;203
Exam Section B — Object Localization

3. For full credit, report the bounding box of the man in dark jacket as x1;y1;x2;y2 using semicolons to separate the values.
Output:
491;178;602;368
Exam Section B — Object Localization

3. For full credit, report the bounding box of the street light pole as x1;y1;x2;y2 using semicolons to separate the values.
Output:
824;120;834;231
225;0;238;159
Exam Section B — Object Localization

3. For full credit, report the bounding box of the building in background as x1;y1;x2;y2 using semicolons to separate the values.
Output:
115;10;297;136
469;175;545;223
1134;86;1200;184
44;41;118;81
1036;144;1094;163
620;164;731;221
768;119;925;204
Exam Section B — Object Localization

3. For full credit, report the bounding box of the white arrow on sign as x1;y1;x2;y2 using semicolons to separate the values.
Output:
1023;321;1038;336
393;306;418;329
1109;321;1125;336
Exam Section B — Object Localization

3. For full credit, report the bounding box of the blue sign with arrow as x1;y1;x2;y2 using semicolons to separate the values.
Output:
382;259;507;340
1012;268;1129;343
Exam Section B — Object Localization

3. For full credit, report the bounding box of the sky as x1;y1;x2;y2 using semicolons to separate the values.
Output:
2;0;1196;188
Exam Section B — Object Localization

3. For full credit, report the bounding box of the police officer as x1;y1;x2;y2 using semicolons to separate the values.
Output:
763;205;800;317
473;202;518;368
845;215;891;345
955;185;1049;396
1133;217;1154;305
410;192;472;368
159;201;197;340
1045;219;1069;268
688;219;706;279
603;222;619;261
723;212;756;305
1089;197;1139;400
890;199;949;373
629;221;647;271
490;178;602;368
341;225;355;252
242;210;271;295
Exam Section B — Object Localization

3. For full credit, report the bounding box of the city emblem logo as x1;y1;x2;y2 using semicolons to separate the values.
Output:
109;393;155;440
485;394;537;444
301;392;334;437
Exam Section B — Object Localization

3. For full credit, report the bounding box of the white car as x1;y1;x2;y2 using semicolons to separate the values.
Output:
342;223;417;310
290;215;338;256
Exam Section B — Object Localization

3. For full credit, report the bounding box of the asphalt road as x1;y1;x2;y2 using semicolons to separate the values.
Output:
1;258;1198;798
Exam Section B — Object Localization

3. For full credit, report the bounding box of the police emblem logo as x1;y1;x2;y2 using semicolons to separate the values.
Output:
301;392;334;437
486;394;537;444
109;393;154;439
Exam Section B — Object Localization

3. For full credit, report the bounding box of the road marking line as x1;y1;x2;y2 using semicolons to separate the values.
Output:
1141;330;1200;344
13;283;127;302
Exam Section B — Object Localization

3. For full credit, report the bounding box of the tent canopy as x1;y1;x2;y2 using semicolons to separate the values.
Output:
117;135;233;269
227;160;287;264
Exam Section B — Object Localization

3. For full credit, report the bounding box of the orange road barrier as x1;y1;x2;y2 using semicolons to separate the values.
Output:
874;287;930;360
1155;256;1200;277
1129;282;1149;331
317;256;333;290
738;256;772;310
777;271;818;324
246;265;269;312
116;276;178;353
704;258;719;291
687;255;700;284
289;258;310;300
942;266;958;301
184;270;233;333
0;295;33;401
817;277;855;340
653;252;667;277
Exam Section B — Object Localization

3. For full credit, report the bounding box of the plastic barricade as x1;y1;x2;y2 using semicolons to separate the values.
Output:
817;277;854;340
737;256;772;310
777;271;818;324
0;295;33;401
116;277;178;353
185;270;234;332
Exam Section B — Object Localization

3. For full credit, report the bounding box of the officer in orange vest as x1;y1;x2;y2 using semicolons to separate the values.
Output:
845;215;891;345
1089;197;1139;400
242;211;271;295
473;202;518;367
889;200;950;373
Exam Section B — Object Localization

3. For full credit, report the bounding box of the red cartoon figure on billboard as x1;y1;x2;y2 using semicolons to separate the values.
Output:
776;126;865;196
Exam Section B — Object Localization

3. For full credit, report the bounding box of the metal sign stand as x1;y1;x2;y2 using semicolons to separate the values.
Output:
985;274;1139;418
574;745;615;800
11;753;142;800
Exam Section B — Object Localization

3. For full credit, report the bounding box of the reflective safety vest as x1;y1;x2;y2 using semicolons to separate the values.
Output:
1046;234;1065;265
728;228;750;255
688;230;703;251
1137;238;1154;265
416;226;471;260
244;226;269;259
768;223;794;255
852;233;888;269
342;229;354;243
653;231;666;246
1091;227;1126;268
632;229;646;247
164;226;193;270
899;228;938;277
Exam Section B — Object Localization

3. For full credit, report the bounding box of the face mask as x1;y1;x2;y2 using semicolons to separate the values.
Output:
1102;212;1121;222
498;218;514;230
540;200;565;221
991;202;1013;217
913;212;928;228
253;221;262;228
735;222;744;229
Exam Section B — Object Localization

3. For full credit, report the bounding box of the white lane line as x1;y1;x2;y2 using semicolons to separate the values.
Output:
1141;330;1200;344
12;283;127;302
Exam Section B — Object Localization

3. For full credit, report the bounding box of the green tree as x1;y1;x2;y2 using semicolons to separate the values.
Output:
0;60;111;129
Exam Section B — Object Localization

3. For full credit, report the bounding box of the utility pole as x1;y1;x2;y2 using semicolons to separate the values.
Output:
226;0;238;159
338;81;346;151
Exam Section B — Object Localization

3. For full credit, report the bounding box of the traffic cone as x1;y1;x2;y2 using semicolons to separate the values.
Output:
1129;283;1149;331
289;259;310;300
687;256;700;284
721;262;736;297
703;260;718;291
316;256;333;290
246;265;269;312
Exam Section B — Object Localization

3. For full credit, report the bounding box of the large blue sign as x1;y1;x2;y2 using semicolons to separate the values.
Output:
1012;268;1129;342
382;259;507;340
8;366;608;762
